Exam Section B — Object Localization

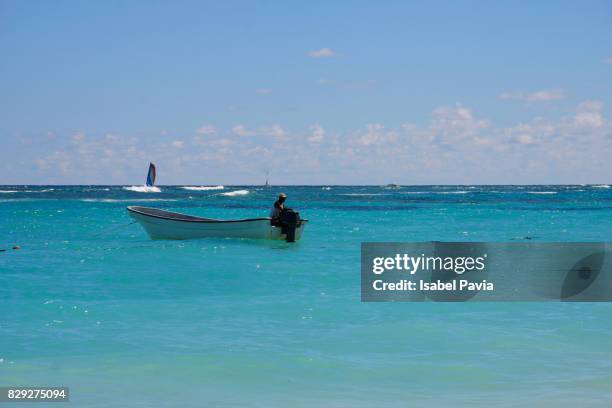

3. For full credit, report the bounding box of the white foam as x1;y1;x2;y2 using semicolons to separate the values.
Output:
181;185;224;191
340;193;385;196
221;189;249;197
322;187;332;190
0;198;44;202
592;185;610;189
123;185;161;193
84;187;110;192
438;191;468;194
8;189;56;193
81;198;176;203
528;191;557;194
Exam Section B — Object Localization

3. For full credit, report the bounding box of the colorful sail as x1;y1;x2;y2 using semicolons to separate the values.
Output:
146;162;156;186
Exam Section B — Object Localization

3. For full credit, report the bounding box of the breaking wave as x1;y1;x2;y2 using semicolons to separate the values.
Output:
81;198;177;203
181;186;224;191
221;189;250;197
123;186;161;193
340;193;386;196
0;189;55;193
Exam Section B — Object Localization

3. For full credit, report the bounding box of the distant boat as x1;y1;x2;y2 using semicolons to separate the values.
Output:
127;206;308;242
123;162;161;193
385;183;401;189
264;171;271;188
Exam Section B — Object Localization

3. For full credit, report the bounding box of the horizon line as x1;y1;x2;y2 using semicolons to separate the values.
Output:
0;183;609;187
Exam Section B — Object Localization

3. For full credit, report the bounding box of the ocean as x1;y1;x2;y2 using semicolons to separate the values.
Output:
1;185;611;407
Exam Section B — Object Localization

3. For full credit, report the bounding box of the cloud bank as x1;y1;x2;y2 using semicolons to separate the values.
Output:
13;101;612;184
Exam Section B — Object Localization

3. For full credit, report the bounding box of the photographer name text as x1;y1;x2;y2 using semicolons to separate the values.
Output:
371;253;494;292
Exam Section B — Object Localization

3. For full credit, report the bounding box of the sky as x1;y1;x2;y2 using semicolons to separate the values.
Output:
0;0;611;185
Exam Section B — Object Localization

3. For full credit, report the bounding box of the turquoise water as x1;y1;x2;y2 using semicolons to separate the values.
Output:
1;185;612;407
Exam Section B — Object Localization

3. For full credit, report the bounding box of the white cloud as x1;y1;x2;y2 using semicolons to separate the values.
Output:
255;88;272;95
196;124;216;135
308;48;336;58
357;123;385;146
49;151;71;174
194;125;217;146
516;134;534;145
577;100;602;111
528;89;565;101
261;124;287;140
208;138;234;148
574;100;604;128
606;57;612;64
231;124;256;137
432;104;475;122
105;134;121;143
498;89;564;102
308;124;325;143
171;140;184;148
72;132;86;142
430;104;489;144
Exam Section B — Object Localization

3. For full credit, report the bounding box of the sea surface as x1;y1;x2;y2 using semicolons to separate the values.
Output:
1;185;612;407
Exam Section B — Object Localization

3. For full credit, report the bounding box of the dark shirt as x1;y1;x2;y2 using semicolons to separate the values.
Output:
270;200;284;218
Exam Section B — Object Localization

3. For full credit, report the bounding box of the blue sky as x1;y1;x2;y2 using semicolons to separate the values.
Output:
1;0;611;184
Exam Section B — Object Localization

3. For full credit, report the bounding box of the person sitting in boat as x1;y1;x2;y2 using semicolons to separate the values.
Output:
270;193;287;225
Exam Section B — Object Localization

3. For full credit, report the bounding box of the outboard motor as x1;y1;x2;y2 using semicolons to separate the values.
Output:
279;209;300;242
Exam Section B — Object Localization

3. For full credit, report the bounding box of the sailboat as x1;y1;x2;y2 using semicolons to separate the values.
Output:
264;170;271;188
123;162;161;192
146;162;156;187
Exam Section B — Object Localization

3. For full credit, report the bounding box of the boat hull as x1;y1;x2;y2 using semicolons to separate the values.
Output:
127;206;307;241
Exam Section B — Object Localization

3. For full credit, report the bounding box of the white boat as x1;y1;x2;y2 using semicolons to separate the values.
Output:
127;206;308;241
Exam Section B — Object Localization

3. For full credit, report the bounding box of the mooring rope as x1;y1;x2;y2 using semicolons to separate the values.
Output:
92;221;137;238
